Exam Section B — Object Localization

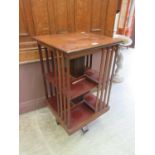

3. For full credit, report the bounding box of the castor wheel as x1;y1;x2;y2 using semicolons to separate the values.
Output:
81;126;89;134
56;120;60;125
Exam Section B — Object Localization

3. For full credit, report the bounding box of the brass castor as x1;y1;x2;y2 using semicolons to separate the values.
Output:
81;126;89;134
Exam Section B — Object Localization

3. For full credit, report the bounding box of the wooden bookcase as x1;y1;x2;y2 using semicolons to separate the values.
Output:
34;32;121;135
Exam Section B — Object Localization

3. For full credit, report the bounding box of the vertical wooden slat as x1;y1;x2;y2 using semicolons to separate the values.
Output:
95;49;107;112
53;50;60;116
104;52;114;106
100;47;113;109
50;50;55;96
103;47;115;106
89;54;93;68
45;48;53;96
50;50;55;72
38;44;48;99
106;46;119;106
86;55;89;68
56;50;63;119
53;50;57;79
61;53;67;123
66;58;71;127
98;48;111;110
45;48;50;72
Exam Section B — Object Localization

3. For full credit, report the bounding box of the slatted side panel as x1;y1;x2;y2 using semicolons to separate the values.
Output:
105;46;119;106
94;45;119;111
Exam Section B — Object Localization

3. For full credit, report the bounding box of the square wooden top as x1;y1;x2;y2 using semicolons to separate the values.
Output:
33;32;121;53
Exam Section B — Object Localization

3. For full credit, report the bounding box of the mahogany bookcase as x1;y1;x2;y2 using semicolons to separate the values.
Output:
34;32;121;135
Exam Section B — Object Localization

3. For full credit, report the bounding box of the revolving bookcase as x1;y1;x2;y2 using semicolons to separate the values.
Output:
34;32;121;135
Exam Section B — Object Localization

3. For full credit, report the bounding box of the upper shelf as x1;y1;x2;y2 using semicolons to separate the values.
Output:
46;72;97;99
70;77;97;99
33;32;122;54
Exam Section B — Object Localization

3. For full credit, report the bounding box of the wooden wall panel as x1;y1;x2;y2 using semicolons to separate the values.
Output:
67;0;75;32
91;0;102;32
19;0;118;63
47;0;75;34
74;0;91;32
104;0;118;37
19;0;37;50
31;0;50;35
19;0;28;35
53;0;69;33
90;0;108;34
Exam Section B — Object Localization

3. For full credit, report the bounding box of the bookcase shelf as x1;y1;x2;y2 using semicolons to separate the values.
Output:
48;96;109;134
46;73;97;100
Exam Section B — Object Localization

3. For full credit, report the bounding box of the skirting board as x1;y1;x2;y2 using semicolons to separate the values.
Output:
20;97;47;114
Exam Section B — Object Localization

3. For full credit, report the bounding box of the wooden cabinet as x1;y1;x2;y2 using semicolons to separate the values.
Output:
19;0;118;63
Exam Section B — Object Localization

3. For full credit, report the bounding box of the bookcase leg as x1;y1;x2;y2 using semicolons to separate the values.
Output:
81;126;89;134
66;59;71;127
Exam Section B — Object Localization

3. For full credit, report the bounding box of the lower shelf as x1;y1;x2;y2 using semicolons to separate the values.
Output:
69;103;94;129
47;96;109;135
83;93;106;111
68;103;110;134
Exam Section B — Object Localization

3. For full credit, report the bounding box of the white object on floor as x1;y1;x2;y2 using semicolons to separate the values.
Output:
113;35;132;83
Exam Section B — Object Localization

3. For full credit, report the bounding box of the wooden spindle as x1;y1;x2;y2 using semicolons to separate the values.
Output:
100;48;113;109
45;48;53;97
66;58;71;127
61;53;67;123
106;46;119;106
95;49;107;112
86;55;89;68
89;54;93;68
50;50;56;96
99;48;111;110
56;50;63;119
38;44;48;99
53;50;60;116
50;50;55;72
59;51;66;122
103;47;115;107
